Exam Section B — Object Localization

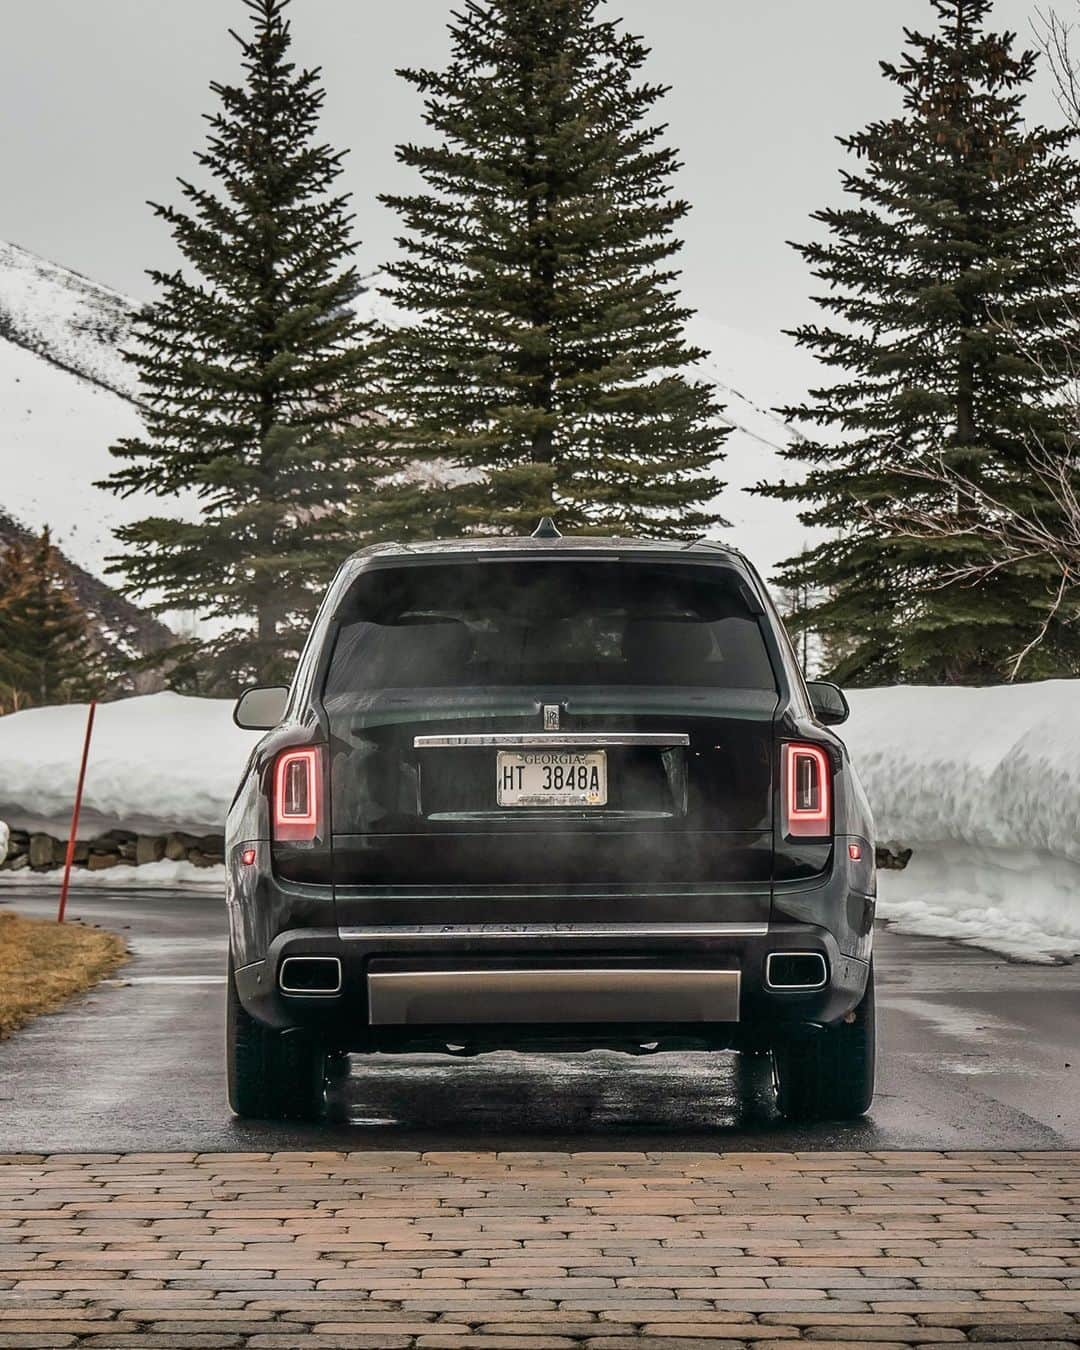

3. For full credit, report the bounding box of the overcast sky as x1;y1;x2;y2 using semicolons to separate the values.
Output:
0;0;1061;342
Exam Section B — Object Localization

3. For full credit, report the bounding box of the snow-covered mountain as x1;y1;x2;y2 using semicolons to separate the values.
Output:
0;243;176;664
0;239;818;597
0;240;136;399
0;242;155;590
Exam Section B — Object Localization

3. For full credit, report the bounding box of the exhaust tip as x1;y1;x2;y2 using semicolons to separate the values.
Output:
765;951;828;990
279;956;342;995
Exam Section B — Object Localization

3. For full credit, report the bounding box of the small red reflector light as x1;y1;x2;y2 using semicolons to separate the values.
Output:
273;747;322;842
783;742;832;838
848;842;862;861
241;848;256;866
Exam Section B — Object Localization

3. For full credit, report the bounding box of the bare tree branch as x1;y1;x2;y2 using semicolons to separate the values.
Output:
1008;566;1073;678
1037;6;1080;130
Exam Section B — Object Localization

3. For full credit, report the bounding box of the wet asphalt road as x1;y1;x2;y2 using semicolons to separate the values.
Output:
1;886;1079;1153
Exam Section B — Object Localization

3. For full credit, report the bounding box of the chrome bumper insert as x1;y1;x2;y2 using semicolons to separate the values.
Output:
366;967;741;1026
413;732;690;749
340;923;767;941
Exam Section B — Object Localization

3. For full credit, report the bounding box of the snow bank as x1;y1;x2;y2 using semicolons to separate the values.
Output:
845;682;1080;962
844;682;1080;863
870;846;1080;964
0;859;225;889
0;692;257;834
1;683;1078;961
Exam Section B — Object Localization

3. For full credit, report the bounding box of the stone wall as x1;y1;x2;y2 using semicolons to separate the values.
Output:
0;828;225;872
876;844;912;870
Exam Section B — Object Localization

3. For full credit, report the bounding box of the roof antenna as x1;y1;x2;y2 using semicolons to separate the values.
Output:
531;516;562;539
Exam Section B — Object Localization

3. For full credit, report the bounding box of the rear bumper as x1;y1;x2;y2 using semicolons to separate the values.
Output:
368;964;742;1026
233;920;870;1051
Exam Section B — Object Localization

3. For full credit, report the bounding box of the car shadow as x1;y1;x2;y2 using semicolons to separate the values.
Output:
309;1047;883;1150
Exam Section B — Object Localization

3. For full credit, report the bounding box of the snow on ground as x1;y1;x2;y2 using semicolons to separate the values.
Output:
844;682;1080;963
844;682;1080;866
5;859;225;890
1;683;1078;962
0;692;257;836
870;846;1080;965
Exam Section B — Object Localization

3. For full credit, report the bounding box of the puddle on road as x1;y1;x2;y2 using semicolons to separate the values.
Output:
885;995;1017;1042
332;1049;783;1135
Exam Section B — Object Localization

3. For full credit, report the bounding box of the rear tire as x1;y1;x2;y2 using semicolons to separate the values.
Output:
226;953;326;1121
772;960;876;1122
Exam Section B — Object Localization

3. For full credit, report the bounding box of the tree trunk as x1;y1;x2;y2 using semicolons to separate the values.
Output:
522;41;557;501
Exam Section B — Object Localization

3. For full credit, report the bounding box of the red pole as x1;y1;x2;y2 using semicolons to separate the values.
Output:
57;699;96;925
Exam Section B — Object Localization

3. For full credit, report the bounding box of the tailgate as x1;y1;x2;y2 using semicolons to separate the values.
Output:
328;689;776;889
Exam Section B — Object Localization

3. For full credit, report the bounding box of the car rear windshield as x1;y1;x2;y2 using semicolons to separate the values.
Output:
323;559;777;695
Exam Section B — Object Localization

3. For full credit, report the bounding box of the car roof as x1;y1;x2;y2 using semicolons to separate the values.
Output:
345;532;746;565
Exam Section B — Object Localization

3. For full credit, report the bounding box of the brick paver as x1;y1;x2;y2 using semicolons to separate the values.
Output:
0;1152;1077;1347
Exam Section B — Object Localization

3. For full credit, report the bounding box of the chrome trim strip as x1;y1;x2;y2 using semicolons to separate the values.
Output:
279;955;343;996
367;967;741;1026
413;732;690;749
340;923;768;940
422;809;675;822
764;950;828;991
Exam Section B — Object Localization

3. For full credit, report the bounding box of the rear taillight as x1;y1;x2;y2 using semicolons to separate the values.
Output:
783;742;831;838
273;747;322;842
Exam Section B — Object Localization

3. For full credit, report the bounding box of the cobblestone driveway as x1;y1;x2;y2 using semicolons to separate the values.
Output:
1;1151;1079;1348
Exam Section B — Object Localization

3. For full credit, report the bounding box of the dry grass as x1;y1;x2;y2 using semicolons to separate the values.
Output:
0;909;128;1038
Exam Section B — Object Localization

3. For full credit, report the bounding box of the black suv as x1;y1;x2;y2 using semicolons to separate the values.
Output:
226;525;876;1123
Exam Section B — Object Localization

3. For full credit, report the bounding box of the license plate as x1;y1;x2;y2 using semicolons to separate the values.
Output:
497;750;607;807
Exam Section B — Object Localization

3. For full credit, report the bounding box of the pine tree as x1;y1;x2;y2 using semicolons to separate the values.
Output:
376;0;726;539
757;0;1080;685
103;0;386;689
0;530;100;711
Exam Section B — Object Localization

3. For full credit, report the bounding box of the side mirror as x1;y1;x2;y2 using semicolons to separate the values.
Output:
233;685;289;730
806;680;849;726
